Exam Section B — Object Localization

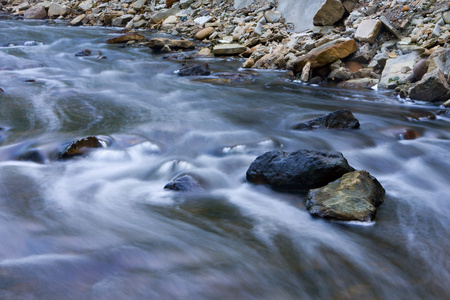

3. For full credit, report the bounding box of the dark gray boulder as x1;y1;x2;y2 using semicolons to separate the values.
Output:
306;170;385;222
177;64;211;76
292;109;360;130
246;150;354;191
164;175;204;192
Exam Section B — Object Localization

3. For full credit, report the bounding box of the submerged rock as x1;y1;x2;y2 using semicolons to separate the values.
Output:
292;109;360;130
306;170;385;222
164;175;204;192
59;136;104;160
177;63;210;76
246;150;353;191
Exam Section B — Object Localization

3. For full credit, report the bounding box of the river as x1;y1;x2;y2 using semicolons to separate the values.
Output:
0;20;449;299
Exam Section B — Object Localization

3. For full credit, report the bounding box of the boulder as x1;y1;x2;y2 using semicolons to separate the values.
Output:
213;44;247;55
23;5;47;19
313;0;345;26
111;14;134;27
292;38;357;74
59;136;104;160
292;110;360;130
264;10;282;23
409;69;450;102
337;78;379;90
355;19;382;44
378;52;419;89
132;0;146;10
177;64;211;76
306;170;385;222
78;0;93;11
48;3;68;18
246;150;354;191
105;33;146;44
164;175;203;192
70;14;86;26
194;27;215;40
148;38;195;51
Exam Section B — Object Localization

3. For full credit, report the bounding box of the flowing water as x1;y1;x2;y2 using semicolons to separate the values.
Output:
0;20;449;300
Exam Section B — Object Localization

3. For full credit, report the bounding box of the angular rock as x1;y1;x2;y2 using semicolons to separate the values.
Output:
337;78;379;90
194;27;215;40
264;10;282;23
48;3;68;18
313;0;345;26
164;175;203;192
78;0;93;11
409;69;450;102
148;38;195;51
246;150;354;191
59;136;104;160
306;170;385;222
23;5;47;19
213;44;247;55
355;19;382;44
379;16;403;39
378;52;419;89
292;38;357;74
180;0;195;9
292;110;360;130
132;0;146;10
106;33;146;44
166;0;179;8
177;64;211;76
161;15;178;31
70;14;86;26
112;14;134;27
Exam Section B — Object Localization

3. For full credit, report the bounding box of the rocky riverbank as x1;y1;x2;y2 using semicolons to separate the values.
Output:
1;0;450;108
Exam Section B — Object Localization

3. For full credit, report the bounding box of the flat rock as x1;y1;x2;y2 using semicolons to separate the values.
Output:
409;69;450;102
306;170;385;222
246;150;354;191
70;14;86;26
213;44;247;55
355;19;382;44
292;38;357;74
194;27;215;40
292;110;360;130
23;5;47;19
106;33;146;44
313;0;345;26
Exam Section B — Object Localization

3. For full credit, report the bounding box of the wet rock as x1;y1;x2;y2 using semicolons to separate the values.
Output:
405;111;436;121
437;109;450;117
0;88;4;93
75;49;91;56
292;110;360;130
48;3;68;18
196;47;212;56
292;38;357;74
59;136;104;160
164;175;203;192
355;19;382;44
106;33;146;44
148;38;195;51
177;63;210;76
337;78;378;89
382;127;421;140
409;69;450;102
196;72;256;84
313;0;345;26
213;44;247;56
23;5;47;19
246;150;354;192
306;170;385;222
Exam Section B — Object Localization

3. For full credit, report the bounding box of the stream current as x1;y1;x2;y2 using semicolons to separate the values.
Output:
0;20;449;299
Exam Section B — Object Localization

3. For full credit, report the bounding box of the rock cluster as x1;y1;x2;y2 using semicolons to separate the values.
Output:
247;150;385;222
2;0;450;102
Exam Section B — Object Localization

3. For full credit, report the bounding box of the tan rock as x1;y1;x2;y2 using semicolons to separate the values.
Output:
194;27;215;40
106;33;147;44
196;47;212;56
292;38;358;74
242;57;255;68
355;19;382;44
313;0;345;26
148;38;195;51
70;14;86;26
213;44;247;56
23;5;47;19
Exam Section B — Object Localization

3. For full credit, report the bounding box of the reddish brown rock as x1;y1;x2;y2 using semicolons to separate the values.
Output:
292;39;358;74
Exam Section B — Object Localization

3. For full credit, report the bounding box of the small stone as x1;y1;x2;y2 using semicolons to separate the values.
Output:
59;136;104;160
164;175;203;192
75;49;91;56
194;27;215;40
196;47;212;56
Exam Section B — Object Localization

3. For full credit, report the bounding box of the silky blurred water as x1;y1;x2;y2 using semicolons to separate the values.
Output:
0;20;449;299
